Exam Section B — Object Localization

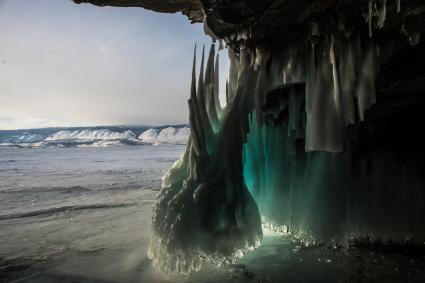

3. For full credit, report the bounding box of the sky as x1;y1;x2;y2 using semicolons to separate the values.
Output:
0;0;229;130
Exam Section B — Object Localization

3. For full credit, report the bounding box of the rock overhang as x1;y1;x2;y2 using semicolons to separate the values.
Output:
73;0;425;51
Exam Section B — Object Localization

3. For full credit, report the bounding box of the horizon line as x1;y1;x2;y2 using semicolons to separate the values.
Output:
0;123;190;132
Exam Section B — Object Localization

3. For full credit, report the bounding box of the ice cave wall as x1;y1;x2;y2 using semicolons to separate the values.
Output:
151;6;425;273
74;0;425;274
147;32;424;273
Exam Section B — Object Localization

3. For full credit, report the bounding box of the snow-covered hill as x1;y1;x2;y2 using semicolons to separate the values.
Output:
45;129;137;142
138;128;160;144
0;126;190;148
139;127;190;145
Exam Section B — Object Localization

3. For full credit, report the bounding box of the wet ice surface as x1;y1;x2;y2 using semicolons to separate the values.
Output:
0;145;179;217
1;145;425;283
0;145;181;282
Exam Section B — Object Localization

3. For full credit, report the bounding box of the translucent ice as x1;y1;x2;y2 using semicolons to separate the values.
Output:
148;4;419;272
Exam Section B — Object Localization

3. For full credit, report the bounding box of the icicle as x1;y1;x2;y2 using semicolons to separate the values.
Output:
249;49;256;68
225;79;230;106
193;46;206;147
204;44;213;87
254;48;262;71
397;0;401;12
240;48;251;69
306;34;345;153
205;44;219;132
377;0;387;29
329;35;342;114
197;45;205;106
188;99;202;158
214;53;222;119
196;45;214;152
368;1;373;37
188;44;205;158
190;44;197;102
311;22;319;36
218;39;224;51
227;48;239;102
339;42;356;125
409;32;421;46
356;45;377;121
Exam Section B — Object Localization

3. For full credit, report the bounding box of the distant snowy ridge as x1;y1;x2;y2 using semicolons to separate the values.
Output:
4;132;45;143
139;127;190;145
0;127;189;148
42;129;141;147
45;129;137;142
138;128;159;144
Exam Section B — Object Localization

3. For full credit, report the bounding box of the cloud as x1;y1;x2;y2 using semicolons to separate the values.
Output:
0;115;73;130
157;46;178;59
0;0;225;130
99;44;108;54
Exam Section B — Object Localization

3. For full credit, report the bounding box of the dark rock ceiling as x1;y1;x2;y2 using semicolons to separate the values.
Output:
73;0;203;22
73;1;424;48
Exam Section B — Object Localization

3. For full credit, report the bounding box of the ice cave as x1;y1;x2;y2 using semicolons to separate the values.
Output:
75;0;425;275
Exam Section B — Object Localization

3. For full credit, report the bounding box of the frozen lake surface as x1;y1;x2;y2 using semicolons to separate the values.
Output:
0;145;183;282
1;145;424;283
0;145;183;218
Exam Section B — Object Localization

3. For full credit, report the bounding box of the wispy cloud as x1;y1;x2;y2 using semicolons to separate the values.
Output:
0;0;226;130
0;115;73;130
99;44;108;54
157;46;178;59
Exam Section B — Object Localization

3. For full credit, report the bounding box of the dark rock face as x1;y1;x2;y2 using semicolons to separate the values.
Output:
73;1;425;47
73;0;204;22
204;1;424;46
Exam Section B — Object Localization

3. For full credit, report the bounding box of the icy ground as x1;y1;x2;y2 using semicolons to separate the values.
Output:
2;209;425;283
1;146;424;283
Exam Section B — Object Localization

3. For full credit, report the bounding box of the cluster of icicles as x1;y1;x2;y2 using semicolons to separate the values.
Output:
366;0;421;45
148;0;425;274
366;0;400;37
148;43;263;274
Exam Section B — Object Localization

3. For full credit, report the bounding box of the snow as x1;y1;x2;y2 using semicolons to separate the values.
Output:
45;129;136;142
157;127;190;144
138;127;190;145
138;128;159;144
43;127;190;146
41;129;141;147
0;127;190;148
9;133;45;143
